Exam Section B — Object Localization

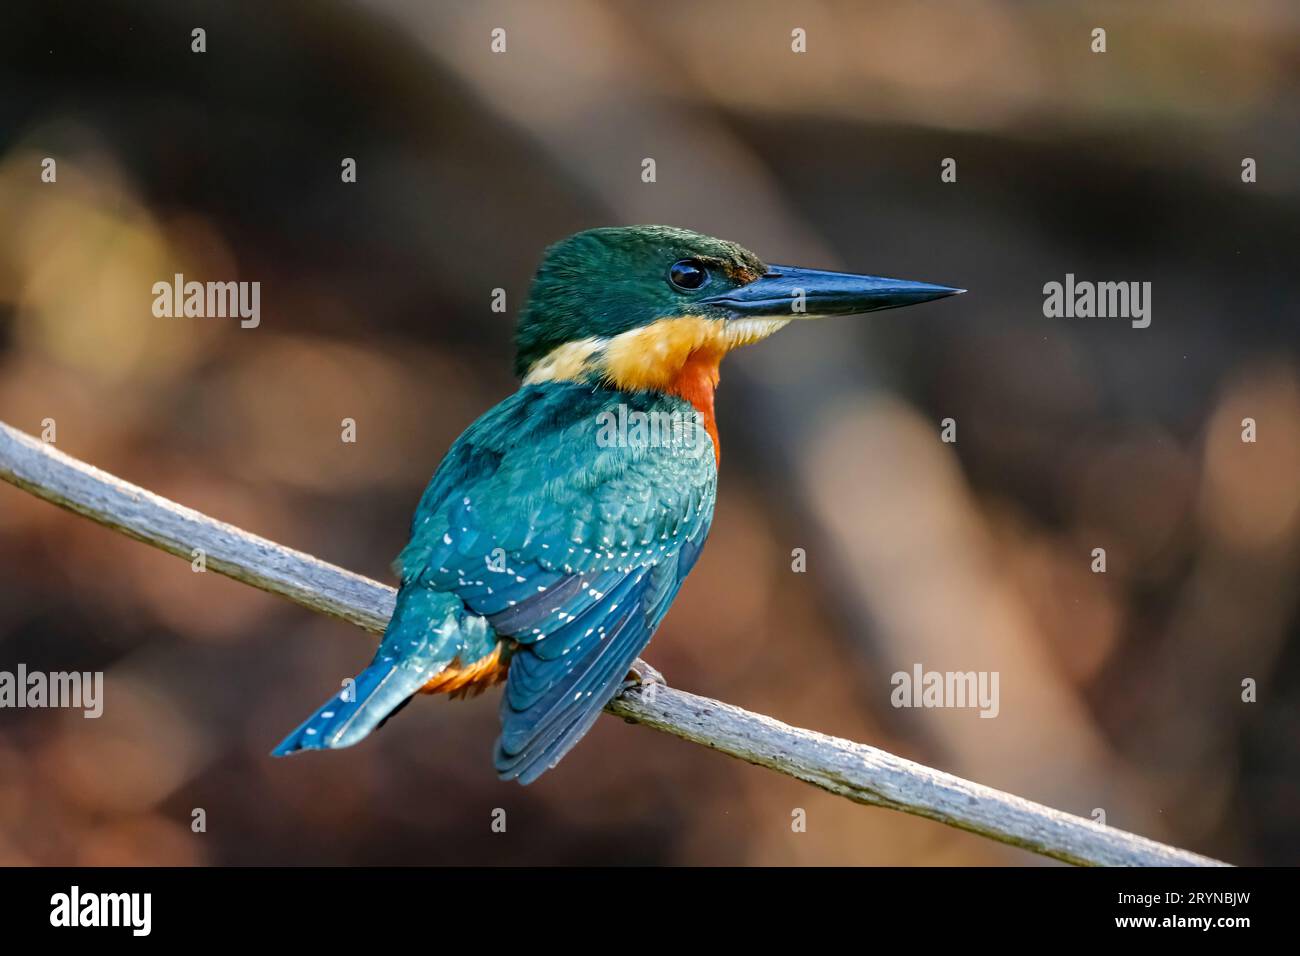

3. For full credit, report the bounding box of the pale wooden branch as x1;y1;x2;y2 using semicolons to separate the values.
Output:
0;420;1227;867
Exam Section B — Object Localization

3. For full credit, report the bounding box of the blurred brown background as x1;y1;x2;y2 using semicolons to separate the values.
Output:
0;0;1297;865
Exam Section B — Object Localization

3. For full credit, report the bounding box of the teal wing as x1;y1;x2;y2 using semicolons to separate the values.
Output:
398;382;716;783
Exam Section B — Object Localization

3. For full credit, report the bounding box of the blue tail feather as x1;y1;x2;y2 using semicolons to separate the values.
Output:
273;587;493;756
271;655;428;755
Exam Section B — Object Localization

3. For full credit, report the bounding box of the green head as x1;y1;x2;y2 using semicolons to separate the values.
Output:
513;225;963;385
514;226;765;377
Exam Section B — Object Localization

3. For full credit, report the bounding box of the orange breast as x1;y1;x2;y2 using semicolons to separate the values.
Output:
667;348;723;465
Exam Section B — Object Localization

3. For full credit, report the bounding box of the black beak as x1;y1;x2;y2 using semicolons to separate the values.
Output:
702;264;964;318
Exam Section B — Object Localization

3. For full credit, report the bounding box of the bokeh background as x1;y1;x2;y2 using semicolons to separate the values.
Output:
1;0;1297;865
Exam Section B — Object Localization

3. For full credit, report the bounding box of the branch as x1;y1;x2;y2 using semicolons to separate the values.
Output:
0;420;1227;867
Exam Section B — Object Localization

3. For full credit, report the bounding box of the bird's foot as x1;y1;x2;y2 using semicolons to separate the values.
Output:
621;658;665;694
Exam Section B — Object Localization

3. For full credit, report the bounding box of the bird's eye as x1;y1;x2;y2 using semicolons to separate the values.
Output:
668;259;710;291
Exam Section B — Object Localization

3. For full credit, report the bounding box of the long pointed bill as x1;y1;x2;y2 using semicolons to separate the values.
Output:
703;264;964;318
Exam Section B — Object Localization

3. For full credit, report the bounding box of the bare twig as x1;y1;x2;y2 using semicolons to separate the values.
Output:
0;420;1228;866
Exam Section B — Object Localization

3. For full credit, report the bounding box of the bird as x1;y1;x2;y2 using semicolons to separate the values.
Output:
272;225;962;783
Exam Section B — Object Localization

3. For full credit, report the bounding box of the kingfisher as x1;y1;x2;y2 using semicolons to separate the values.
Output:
273;225;962;783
